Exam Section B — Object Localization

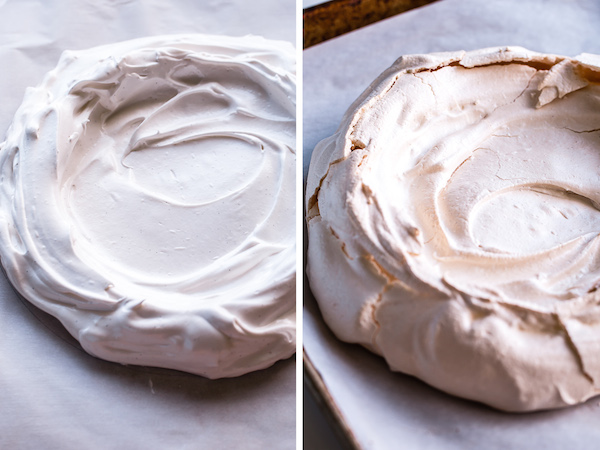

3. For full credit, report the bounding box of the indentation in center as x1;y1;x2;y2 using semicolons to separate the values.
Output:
470;186;600;253
124;135;263;204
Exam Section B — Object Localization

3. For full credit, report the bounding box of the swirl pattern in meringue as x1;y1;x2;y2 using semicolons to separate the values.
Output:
306;47;600;411
0;34;296;378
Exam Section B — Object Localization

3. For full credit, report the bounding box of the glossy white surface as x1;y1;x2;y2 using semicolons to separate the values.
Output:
1;34;296;379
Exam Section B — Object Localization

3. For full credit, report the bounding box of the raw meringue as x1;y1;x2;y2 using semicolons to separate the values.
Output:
306;47;600;411
0;34;296;378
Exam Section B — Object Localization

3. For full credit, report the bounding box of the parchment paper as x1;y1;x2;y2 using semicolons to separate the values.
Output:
303;1;325;8
304;0;600;448
0;1;295;449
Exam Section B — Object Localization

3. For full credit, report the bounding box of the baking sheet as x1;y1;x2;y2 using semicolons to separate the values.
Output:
0;1;295;448
303;0;600;448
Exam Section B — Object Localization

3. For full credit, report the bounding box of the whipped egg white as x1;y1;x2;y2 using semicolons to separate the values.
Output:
0;34;296;378
306;47;600;411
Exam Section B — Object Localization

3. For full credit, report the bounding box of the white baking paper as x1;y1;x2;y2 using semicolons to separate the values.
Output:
303;0;600;448
303;1;325;8
0;1;295;449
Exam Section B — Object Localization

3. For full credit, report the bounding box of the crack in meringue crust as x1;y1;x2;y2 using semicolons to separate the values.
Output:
0;34;296;379
306;47;600;411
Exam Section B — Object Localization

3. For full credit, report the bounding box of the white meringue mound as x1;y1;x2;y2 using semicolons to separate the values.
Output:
0;34;296;379
306;46;600;412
